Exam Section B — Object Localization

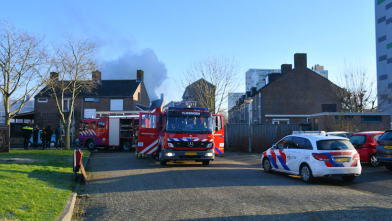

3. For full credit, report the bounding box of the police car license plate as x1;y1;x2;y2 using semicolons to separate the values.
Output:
334;157;349;162
385;146;392;149
185;152;197;155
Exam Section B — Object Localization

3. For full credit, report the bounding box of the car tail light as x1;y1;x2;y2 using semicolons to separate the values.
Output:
312;153;330;161
353;153;359;161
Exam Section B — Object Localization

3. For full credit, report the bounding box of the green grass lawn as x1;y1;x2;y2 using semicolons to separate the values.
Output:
0;149;89;220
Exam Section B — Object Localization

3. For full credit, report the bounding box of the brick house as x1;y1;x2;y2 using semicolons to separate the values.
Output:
182;78;216;113
229;53;342;125
34;70;150;137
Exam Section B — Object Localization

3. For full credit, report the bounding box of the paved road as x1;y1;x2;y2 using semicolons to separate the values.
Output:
72;150;392;220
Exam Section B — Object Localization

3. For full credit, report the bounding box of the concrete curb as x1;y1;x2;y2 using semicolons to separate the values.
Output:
56;151;91;221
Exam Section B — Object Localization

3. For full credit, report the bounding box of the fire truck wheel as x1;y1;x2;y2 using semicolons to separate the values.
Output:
122;141;131;151
86;140;96;150
202;160;210;165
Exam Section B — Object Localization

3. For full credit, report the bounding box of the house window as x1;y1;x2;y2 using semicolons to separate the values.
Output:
361;116;382;122
85;98;100;102
63;99;71;112
272;119;289;124
38;98;48;103
379;74;388;80
110;99;123;111
322;104;336;112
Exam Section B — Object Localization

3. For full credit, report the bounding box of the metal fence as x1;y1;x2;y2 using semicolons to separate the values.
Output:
224;124;303;153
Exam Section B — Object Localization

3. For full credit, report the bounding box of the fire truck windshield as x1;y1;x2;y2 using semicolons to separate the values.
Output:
166;111;213;134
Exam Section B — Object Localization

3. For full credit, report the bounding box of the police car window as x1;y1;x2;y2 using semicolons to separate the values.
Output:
291;137;305;149
305;139;313;150
316;140;355;150
277;137;291;149
98;121;105;129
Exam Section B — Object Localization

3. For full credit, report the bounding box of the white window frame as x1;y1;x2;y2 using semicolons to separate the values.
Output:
63;98;71;112
272;118;290;124
38;98;48;103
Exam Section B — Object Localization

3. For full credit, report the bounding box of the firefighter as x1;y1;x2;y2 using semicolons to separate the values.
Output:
40;127;47;150
23;122;33;149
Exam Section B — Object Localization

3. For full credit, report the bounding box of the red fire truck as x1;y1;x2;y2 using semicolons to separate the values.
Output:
137;107;224;165
78;115;139;150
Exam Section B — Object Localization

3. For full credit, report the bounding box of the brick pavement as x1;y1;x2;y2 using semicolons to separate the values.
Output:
72;151;392;221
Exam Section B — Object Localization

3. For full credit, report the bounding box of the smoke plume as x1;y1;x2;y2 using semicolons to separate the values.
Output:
101;49;168;100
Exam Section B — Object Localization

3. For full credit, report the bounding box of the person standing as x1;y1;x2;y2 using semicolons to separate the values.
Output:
40;127;46;150
32;125;39;150
55;124;63;150
23;122;33;149
45;126;53;149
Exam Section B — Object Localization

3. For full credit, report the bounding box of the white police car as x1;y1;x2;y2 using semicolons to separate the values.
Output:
261;131;361;183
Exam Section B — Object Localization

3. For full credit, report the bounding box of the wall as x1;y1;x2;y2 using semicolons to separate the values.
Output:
311;114;391;132
225;124;302;153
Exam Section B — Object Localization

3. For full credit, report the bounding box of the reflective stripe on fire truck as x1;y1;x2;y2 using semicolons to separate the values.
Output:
80;130;104;145
140;139;159;154
167;138;212;142
214;147;223;154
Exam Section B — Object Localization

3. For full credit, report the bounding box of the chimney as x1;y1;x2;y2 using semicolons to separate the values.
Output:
281;64;293;75
161;93;164;101
92;70;101;83
294;53;307;69
50;72;58;82
137;70;144;82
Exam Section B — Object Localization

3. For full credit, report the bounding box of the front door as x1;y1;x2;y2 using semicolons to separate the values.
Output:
138;112;159;155
285;136;306;173
213;114;224;154
96;119;108;146
274;136;292;171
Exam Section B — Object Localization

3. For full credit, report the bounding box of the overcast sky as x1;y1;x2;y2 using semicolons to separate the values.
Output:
2;0;376;103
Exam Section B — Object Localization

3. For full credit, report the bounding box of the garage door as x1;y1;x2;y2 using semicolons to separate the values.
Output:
84;109;96;119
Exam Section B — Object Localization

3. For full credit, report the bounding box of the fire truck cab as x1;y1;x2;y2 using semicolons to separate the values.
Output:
79;115;139;151
137;107;224;165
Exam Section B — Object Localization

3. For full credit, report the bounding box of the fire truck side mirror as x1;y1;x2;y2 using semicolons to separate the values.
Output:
215;126;219;132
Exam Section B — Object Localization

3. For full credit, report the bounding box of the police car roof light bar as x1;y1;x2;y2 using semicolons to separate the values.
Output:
292;131;326;136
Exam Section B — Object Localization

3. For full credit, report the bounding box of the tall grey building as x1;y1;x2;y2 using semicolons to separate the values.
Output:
376;0;392;113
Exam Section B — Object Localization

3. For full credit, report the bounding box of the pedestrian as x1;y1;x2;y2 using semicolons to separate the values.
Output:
32;125;39;150
23;122;33;149
45;125;53;149
55;124;63;150
40;127;46;150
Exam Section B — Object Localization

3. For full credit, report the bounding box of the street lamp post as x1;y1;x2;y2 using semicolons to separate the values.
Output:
244;98;253;153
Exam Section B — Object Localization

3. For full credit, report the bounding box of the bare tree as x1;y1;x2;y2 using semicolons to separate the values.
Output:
331;62;384;113
179;55;242;114
0;19;48;125
42;34;98;150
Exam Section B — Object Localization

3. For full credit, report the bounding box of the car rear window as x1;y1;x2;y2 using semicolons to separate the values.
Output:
316;140;355;150
349;135;366;145
373;134;382;141
378;132;392;141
